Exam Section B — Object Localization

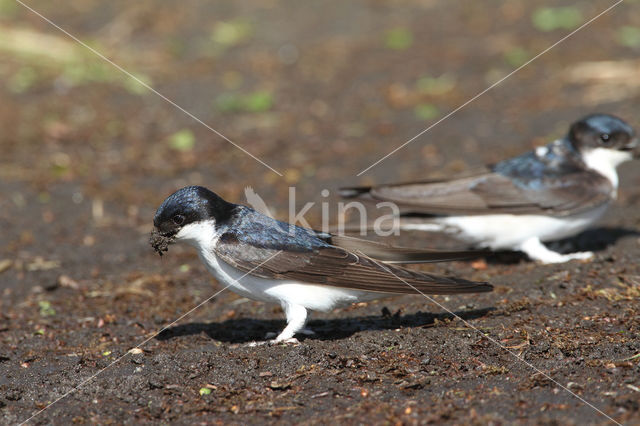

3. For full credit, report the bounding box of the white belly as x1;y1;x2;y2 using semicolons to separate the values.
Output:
402;204;609;250
197;248;385;312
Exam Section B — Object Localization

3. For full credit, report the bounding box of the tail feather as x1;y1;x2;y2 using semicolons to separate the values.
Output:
346;257;493;295
339;186;372;199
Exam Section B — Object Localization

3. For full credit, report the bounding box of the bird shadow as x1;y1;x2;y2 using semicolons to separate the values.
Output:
485;226;640;264
156;307;495;344
550;226;640;253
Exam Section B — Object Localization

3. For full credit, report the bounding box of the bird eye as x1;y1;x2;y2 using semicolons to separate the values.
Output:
172;214;185;225
600;134;611;143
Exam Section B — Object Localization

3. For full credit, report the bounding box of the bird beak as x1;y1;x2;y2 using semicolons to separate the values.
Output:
149;228;176;256
629;138;640;158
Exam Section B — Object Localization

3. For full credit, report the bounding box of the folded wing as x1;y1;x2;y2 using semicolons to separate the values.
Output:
215;232;492;295
324;234;487;263
342;169;612;217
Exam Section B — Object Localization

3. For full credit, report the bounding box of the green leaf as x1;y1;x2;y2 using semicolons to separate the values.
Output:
618;26;640;48
503;47;530;67
244;91;273;113
168;129;195;152
215;93;243;112
38;300;56;316
532;7;582;32
214;90;274;113
414;103;439;121
416;74;456;95
385;28;413;50
199;387;212;396
211;19;253;47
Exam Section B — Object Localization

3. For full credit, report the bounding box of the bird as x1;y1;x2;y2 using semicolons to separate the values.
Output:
150;185;492;344
341;114;638;264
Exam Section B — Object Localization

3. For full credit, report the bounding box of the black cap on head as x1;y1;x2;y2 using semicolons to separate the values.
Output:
153;186;234;237
568;114;636;152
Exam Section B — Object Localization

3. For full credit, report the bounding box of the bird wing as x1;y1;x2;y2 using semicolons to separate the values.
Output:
323;234;487;263
214;231;492;295
343;169;612;217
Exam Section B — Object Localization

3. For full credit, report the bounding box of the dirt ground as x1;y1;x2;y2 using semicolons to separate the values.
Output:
2;0;640;424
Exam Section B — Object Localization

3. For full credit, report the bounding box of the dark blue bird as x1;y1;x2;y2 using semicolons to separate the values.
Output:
151;186;492;343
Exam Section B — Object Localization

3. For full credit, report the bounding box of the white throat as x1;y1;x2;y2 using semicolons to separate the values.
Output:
581;148;631;189
175;220;220;249
172;218;380;313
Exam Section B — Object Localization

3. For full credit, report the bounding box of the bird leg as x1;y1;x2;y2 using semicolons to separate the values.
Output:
271;303;309;344
519;237;593;264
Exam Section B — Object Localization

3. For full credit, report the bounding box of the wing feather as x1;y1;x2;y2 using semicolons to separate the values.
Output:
215;233;492;295
325;234;486;263
346;170;612;217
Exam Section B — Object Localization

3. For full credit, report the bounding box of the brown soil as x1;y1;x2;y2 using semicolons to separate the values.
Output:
2;1;640;424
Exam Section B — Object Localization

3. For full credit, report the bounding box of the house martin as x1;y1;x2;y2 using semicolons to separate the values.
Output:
150;186;492;343
341;114;638;263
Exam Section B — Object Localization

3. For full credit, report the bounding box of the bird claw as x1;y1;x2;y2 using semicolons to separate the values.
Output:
270;337;300;345
521;238;594;264
538;251;594;264
566;251;594;261
245;337;300;347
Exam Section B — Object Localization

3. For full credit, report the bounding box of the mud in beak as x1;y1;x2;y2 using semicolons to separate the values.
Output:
149;229;175;256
